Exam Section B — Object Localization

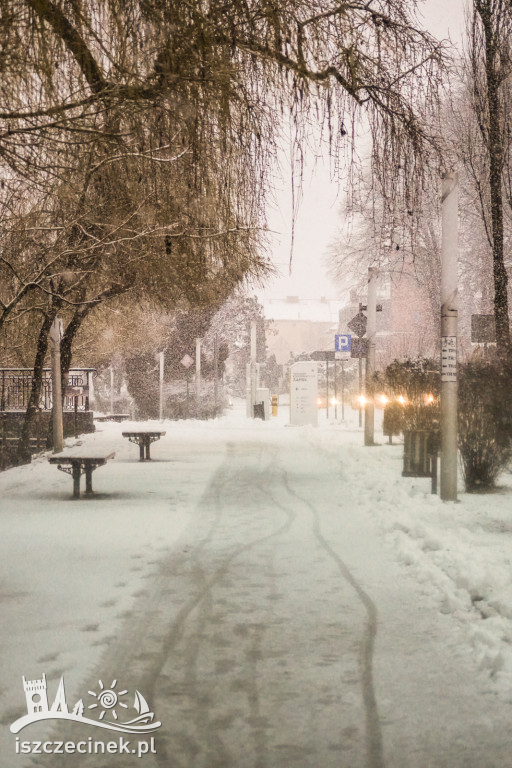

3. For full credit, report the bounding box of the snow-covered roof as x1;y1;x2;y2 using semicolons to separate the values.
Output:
262;297;345;322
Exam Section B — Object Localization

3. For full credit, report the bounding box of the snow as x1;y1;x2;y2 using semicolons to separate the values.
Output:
1;403;512;764
310;422;512;686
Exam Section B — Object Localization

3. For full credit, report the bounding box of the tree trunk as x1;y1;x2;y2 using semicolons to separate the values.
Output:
60;307;89;391
17;309;59;461
478;1;511;350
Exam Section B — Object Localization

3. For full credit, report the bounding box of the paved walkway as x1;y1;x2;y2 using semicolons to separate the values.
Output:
30;426;512;767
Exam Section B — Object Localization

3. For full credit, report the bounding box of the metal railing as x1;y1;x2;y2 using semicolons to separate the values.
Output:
0;369;95;412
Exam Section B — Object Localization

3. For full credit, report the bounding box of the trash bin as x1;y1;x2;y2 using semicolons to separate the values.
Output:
403;429;439;493
403;430;438;476
253;402;265;420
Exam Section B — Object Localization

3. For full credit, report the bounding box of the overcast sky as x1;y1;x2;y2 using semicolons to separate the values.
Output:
256;0;468;308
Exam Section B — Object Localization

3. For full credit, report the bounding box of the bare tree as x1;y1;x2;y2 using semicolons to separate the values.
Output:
466;0;512;350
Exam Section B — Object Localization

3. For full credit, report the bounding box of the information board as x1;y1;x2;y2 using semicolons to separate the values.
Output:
290;362;318;427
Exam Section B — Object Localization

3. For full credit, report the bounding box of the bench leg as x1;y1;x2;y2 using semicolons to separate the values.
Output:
72;464;81;499
84;466;94;495
144;438;151;461
139;442;145;461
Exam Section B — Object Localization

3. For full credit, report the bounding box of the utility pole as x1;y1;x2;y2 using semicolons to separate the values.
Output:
326;359;329;419
250;320;257;417
334;360;337;420
49;318;64;453
358;356;363;427
110;366;114;415
440;172;458;502
364;268;377;446
195;338;201;413
214;335;219;410
341;360;345;420
159;351;164;420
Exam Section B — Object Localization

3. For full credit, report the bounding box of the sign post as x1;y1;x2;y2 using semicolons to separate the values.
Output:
334;335;352;421
440;171;458;502
181;353;194;401
326;358;329;419
341;360;345;420
364;268;377;447
347;311;368;427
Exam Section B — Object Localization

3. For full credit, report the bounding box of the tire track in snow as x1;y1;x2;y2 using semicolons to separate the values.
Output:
147;441;384;768
281;471;385;768
145;442;298;768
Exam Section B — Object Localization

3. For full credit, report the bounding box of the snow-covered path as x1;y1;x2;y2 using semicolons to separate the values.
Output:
2;405;512;766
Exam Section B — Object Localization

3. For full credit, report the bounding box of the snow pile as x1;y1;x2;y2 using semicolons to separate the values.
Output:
308;418;512;690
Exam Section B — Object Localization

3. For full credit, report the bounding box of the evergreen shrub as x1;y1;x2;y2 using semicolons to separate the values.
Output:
458;355;512;491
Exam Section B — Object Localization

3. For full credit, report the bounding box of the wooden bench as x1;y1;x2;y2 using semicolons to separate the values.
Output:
49;451;115;498
94;414;130;423
2;436;47;451
122;430;166;461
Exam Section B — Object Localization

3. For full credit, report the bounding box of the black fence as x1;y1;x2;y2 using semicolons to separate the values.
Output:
0;368;94;412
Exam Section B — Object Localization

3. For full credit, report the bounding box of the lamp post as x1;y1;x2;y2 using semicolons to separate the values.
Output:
49;318;64;453
364;268;377;446
159;351;164;420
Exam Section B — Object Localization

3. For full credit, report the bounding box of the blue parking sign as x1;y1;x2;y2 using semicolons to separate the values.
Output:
335;334;351;352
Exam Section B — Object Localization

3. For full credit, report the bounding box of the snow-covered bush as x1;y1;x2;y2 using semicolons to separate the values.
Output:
458;355;512;491
381;357;440;430
166;390;224;420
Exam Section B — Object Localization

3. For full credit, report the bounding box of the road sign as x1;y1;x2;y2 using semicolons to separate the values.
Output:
181;354;194;368
351;338;368;358
335;334;351;352
310;350;336;361
347;312;367;338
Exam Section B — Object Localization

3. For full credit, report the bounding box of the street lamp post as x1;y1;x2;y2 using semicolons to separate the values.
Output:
364;268;377;446
49;318;64;453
